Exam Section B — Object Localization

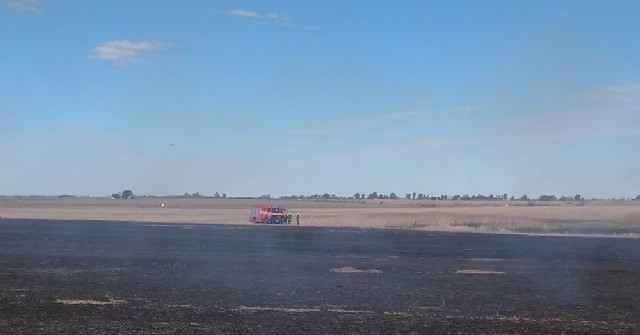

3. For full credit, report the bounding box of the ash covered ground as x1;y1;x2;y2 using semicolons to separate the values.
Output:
1;219;639;334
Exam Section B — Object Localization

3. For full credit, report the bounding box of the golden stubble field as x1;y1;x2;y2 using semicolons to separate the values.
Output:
1;197;640;236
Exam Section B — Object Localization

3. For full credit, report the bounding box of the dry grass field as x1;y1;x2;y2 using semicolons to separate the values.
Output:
1;197;640;237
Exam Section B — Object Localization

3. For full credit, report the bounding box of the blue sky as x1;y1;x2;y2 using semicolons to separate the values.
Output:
1;0;639;198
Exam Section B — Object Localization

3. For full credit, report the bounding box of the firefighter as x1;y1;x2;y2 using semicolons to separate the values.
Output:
296;213;300;226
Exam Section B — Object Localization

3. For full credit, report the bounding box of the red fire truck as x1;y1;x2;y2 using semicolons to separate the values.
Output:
249;205;291;224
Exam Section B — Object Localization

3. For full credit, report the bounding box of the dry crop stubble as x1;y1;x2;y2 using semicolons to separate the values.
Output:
2;197;640;236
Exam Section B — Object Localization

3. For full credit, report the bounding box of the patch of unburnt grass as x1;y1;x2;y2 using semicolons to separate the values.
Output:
330;266;383;274
55;294;125;306
456;269;505;275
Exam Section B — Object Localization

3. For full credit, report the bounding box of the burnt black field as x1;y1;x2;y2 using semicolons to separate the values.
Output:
1;219;640;334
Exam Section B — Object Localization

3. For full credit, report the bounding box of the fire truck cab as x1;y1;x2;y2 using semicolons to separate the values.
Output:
249;205;291;224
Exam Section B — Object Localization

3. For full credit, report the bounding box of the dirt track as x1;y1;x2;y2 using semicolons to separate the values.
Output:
1;219;640;334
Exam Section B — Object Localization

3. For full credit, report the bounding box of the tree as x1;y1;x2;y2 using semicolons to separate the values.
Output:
405;193;412;199
122;190;134;199
412;192;417;200
368;191;378;199
354;192;361;200
111;193;120;199
389;192;398;199
222;193;227;199
574;194;582;201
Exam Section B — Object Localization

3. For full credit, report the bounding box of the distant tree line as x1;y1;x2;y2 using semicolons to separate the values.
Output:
106;190;637;201
277;192;591;202
3;192;638;201
182;192;226;198
111;191;228;199
111;190;134;199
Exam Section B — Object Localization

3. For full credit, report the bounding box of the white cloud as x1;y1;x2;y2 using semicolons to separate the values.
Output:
4;0;39;12
89;40;167;65
224;8;301;27
265;12;280;20
265;12;292;24
225;8;259;18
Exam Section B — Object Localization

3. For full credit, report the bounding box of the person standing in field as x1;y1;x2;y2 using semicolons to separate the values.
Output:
296;213;300;226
